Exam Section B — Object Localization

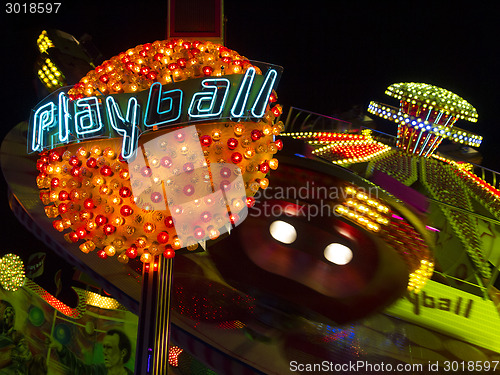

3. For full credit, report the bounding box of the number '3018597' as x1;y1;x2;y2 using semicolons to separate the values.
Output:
5;3;61;13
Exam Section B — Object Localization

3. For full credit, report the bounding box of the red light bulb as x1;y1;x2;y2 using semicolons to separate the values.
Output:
141;167;152;177
200;135;212;147
231;152;242;164
70;166;81;178
103;224;116;235
59;190;69;201
164;216;175;228
76;227;87;239
202;66;214;76
120;205;133;216
100;165;113;176
99;74;109;83
97;250;108;259
58;203;69;214
227;138;238;150
275;139;283;150
200;211;212;222
119;187;132;198
183;162;194;173
150;192;163;203
220;167;231;178
183;184;195;196
194;227;205;239
147;71;158;81
49;151;61;162
251;130;262;141
126;246;138;259
83;198;94;209
157;231;169;244
161;156;173;168
68;232;79;243
259;162;270;174
86;157;97;168
163;246;175;259
246;197;255;207
95;215;108;226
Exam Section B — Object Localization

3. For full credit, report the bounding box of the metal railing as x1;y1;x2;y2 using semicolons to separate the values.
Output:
284;106;353;133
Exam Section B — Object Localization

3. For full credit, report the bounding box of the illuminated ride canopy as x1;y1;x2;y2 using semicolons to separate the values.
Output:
30;39;284;264
368;82;482;157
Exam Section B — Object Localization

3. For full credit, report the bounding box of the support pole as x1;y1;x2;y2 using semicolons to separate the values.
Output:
135;256;174;374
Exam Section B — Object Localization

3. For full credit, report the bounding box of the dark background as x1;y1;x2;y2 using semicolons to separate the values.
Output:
2;1;499;167
0;1;499;291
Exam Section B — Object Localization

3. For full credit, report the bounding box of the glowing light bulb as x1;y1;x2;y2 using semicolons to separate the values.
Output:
324;243;353;265
269;220;297;244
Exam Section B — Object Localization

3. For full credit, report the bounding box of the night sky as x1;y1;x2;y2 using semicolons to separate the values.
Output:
2;1;499;167
0;1;499;275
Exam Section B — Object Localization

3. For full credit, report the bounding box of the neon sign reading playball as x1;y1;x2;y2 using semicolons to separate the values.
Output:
28;67;279;160
30;39;283;263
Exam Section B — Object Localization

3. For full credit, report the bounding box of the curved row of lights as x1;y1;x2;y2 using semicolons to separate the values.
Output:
312;141;392;165
280;132;367;145
420;158;491;278
280;131;391;165
368;102;482;147
334;186;390;233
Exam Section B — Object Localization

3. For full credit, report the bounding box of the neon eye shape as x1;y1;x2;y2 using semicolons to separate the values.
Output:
324;243;353;265
269;220;297;244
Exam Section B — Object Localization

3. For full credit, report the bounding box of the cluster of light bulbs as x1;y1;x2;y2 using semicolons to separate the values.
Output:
68;38;262;98
313;140;391;165
368;102;482;147
37;57;65;90
281;132;367;145
435;154;500;234
369;150;418;186
0;254;25;292
84;290;124;310
334;186;390;233
385;82;478;122
36;39;284;264
420;158;491;279
408;259;434;292
37;30;54;53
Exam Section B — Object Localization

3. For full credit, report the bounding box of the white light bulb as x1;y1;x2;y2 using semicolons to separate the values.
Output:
324;243;353;265
269;220;297;244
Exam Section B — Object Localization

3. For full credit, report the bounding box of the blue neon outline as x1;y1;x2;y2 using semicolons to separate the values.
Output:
58;92;71;143
230;67;256;118
188;78;230;119
143;83;183;127
106;96;140;160
31;102;57;152
250;69;278;118
74;97;104;136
